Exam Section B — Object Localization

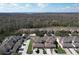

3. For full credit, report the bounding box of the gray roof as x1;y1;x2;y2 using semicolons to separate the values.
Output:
46;36;56;43
11;39;23;53
74;43;79;48
45;43;56;48
60;36;79;43
60;36;73;43
62;43;73;48
42;36;49;41
0;45;9;52
0;36;23;54
32;36;56;48
74;36;79;43
32;37;43;43
33;43;44;48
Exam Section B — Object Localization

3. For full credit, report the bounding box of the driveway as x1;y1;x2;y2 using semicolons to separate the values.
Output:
64;48;71;55
18;40;30;55
69;48;78;55
52;49;57;54
45;49;51;54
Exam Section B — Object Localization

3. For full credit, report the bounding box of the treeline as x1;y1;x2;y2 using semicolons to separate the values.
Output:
0;13;79;36
0;13;79;32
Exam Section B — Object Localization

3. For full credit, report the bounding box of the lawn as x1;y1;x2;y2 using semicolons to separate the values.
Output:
27;40;33;54
75;49;79;54
55;45;66;54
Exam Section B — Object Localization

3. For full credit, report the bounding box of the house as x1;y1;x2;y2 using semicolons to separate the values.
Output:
62;43;73;48
59;36;79;48
32;37;44;48
0;36;24;55
45;36;56;48
33;43;44;48
32;35;56;48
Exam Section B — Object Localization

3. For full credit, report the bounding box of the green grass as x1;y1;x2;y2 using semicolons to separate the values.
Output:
27;40;33;54
55;45;66;54
75;49;79;54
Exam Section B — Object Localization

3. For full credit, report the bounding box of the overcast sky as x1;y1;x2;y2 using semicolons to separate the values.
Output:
0;3;79;12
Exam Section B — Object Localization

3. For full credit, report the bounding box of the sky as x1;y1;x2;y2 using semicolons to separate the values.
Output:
0;3;79;13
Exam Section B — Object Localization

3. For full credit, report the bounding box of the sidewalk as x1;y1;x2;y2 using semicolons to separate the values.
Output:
18;40;30;55
64;48;71;55
52;49;57;54
69;48;78;55
45;49;51;54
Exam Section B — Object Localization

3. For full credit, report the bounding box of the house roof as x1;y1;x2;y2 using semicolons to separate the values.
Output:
33;43;44;48
60;36;74;43
74;43;79;48
74;36;79;43
0;36;23;54
45;43;56;48
62;43;73;48
45;36;56;43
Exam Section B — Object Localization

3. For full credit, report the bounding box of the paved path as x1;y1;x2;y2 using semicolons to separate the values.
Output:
33;48;38;54
33;48;44;55
64;48;71;55
39;49;43;54
45;49;51;54
69;48;78;55
52;49;57;54
21;40;30;55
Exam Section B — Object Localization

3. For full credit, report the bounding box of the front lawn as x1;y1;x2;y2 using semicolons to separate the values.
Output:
75;49;79;54
55;45;66;54
27;40;33;54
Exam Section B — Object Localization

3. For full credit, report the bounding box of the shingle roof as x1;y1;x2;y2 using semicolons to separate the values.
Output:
32;36;56;48
0;36;24;54
74;43;79;48
45;36;56;43
60;36;74;43
33;43;44;48
45;43;56;48
62;43;73;48
74;36;79;43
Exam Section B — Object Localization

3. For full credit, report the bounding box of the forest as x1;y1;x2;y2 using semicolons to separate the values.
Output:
0;13;79;31
0;13;79;42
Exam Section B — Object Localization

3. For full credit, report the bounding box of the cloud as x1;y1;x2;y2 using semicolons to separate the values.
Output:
57;5;79;12
25;4;32;9
0;3;79;12
15;4;32;10
37;3;48;8
9;3;17;6
64;6;79;10
0;3;18;8
0;3;33;12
